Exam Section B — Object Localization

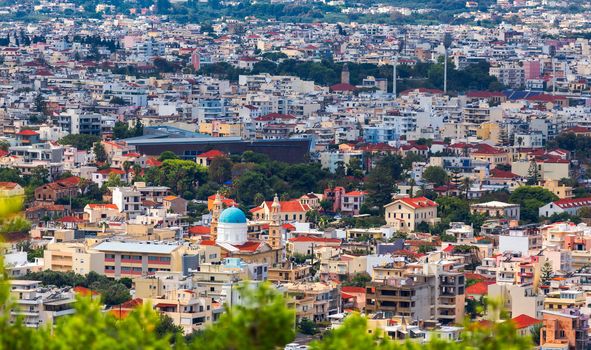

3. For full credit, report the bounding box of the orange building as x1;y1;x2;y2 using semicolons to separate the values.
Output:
540;309;589;350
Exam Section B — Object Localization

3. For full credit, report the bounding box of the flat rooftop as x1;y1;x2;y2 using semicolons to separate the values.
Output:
93;241;181;254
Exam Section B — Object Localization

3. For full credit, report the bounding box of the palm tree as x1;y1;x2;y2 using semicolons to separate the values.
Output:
123;161;132;181
461;177;474;199
408;178;416;197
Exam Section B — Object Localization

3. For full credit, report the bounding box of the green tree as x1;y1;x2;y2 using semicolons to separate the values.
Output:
58;134;100;151
158;151;179;161
234;171;271;205
298;318;318;335
436;196;470;222
422;166;449;186
365;155;403;210
93;142;107;163
509;186;558;223
526;159;540;185
343;272;371;287
112;121;129;139
540;260;553;285
155;314;184;340
208;156;232;184
0;139;9;151
132;119;143;137
103;173;125;188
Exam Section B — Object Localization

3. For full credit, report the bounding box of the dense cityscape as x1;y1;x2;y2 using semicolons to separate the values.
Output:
1;0;591;348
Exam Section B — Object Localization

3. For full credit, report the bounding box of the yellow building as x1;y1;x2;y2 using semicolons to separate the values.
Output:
148;289;212;334
250;199;310;223
0;182;24;198
471;146;510;169
511;159;570;181
542;179;573;199
476;122;501;144
319;255;367;279
384;196;439;232
199;121;242;137
544;290;585;311
43;242;105;275
92;241;196;279
268;264;312;283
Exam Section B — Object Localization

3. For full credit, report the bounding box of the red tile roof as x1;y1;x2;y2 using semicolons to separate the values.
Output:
250;200;311;213
490;168;520;178
390;196;437;209
96;168;126;175
73;286;100;296
233;241;262;252
288;236;341;243
565;126;591;134
552;197;591;209
188;225;210;235
466;281;493;296
345;191;366;196
87;203;118;210
17;129;39;136
146;157;162;167
330;83;357;92
473;143;506;155
0;182;19;189
341;286;365;294
58;216;84;223
511;314;542;329
197;150;226;159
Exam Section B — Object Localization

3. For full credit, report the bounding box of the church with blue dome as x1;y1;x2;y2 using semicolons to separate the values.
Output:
219;207;247;224
216;207;249;245
208;193;285;265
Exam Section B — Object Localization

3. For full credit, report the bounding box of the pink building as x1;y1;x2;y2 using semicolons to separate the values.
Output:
191;51;200;71
523;60;541;80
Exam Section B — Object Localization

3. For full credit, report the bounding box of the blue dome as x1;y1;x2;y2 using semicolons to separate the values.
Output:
219;207;247;224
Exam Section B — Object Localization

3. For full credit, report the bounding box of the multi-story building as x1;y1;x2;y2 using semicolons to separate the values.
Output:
470;201;520;221
284;281;341;323
111;186;141;219
365;276;433;321
540;309;589;350
57;110;101;135
9;280;76;328
384;196;439;232
92;241;197;279
150;288;212;334
544;291;586;312
43;242;105;275
490;62;525;88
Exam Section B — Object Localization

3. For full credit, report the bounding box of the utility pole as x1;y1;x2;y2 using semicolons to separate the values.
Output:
443;32;452;94
393;31;405;98
392;55;397;97
552;55;557;96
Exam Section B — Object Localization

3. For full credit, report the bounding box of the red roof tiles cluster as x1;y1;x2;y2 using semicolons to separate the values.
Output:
511;314;542;329
288;236;341;243
197;150;226;159
393;196;438;209
552;197;591;209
